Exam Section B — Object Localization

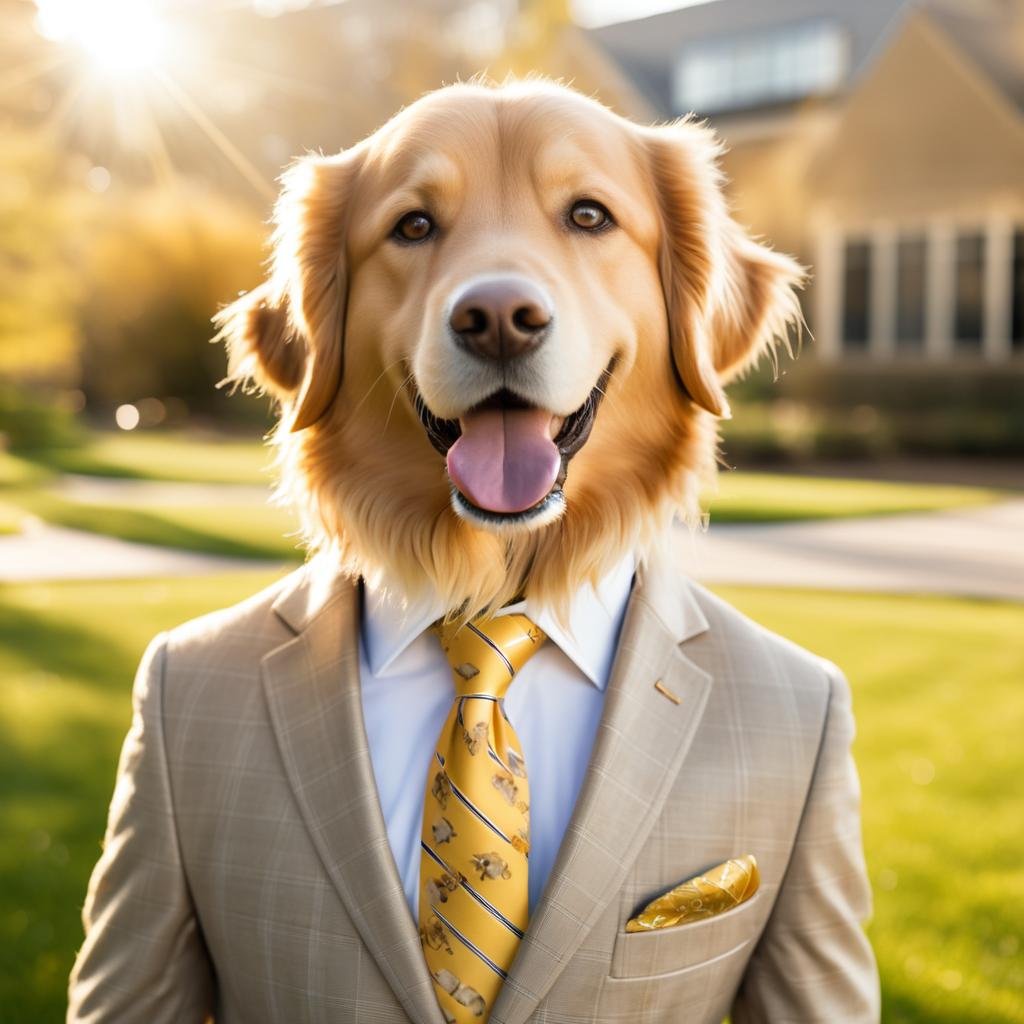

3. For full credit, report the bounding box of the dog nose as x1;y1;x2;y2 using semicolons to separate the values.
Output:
448;278;553;361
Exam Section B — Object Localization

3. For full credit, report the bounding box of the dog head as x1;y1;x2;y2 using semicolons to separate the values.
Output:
218;80;803;616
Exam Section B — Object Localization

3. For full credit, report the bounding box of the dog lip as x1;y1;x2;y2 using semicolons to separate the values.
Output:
551;362;613;462
412;362;614;461
413;391;462;456
451;485;566;525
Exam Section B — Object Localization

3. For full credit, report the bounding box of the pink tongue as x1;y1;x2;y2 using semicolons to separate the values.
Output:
447;408;560;514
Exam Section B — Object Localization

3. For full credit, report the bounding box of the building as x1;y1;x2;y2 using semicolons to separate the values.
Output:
590;0;1024;366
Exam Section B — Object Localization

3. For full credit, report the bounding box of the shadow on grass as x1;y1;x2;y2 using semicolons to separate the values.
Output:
17;432;272;487
0;601;139;690
0;573;288;1022
880;974;1012;1024
20;445;157;482
0;600;140;1022
6;488;299;562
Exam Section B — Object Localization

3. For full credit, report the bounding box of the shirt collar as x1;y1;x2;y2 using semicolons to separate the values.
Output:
362;553;636;691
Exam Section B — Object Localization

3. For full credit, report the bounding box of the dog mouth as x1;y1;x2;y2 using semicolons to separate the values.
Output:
413;364;612;521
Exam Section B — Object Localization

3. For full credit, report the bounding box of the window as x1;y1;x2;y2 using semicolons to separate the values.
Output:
1013;230;1024;352
954;233;985;350
895;236;927;351
841;240;871;351
673;20;847;115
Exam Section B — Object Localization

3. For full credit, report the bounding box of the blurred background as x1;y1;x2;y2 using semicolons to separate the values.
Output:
0;0;1021;1021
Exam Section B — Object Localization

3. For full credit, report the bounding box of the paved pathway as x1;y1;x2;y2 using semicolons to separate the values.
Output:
1;482;1021;599
0;476;283;583
54;474;272;507
679;500;1024;601
0;518;280;583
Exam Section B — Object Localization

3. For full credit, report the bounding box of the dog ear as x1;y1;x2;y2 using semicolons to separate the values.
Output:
216;281;306;400
216;150;362;430
643;119;804;418
709;218;806;387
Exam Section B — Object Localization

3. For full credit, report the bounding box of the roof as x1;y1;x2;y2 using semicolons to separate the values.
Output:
586;0;1024;119
925;0;1024;110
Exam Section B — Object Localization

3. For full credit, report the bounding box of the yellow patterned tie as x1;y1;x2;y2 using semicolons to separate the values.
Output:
419;613;546;1023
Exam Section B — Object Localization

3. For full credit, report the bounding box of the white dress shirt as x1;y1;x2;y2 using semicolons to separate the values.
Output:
358;556;635;919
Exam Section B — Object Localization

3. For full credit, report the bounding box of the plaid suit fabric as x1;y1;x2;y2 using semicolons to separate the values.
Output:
68;554;879;1024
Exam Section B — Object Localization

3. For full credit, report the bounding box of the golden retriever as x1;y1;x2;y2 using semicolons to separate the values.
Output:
216;79;803;620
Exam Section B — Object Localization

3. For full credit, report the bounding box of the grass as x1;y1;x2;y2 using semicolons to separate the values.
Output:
0;500;29;536
11;430;1012;527
0;453;47;533
6;467;997;562
4;488;302;562
1;579;1021;1022
1;469;1000;559
0;451;48;489
717;587;1024;1024
706;471;1005;523
0;572;285;1023
23;430;274;485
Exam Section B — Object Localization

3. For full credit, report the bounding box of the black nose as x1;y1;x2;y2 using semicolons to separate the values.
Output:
448;277;553;361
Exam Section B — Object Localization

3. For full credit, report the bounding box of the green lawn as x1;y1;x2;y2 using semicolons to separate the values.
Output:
5;488;302;562
0;573;288;1021
0;500;29;536
2;466;1002;557
11;430;1010;529
23;431;274;485
0;454;41;534
717;587;1024;1024
1;578;1021;1022
0;451;48;489
707;471;1004;523
0;452;47;533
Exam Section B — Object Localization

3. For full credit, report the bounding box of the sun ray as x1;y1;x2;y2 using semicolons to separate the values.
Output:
0;49;72;94
138;94;179;196
152;68;275;201
201;56;342;104
197;54;369;129
38;73;89;137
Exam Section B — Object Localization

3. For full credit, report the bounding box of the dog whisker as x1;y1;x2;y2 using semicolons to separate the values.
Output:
350;357;409;419
589;381;621;416
383;372;416;432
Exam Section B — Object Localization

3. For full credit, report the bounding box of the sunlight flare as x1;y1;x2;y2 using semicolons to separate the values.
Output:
35;0;167;77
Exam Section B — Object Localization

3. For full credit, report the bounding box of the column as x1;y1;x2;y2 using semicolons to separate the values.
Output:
925;220;954;362
871;225;896;361
813;224;842;362
983;216;1012;363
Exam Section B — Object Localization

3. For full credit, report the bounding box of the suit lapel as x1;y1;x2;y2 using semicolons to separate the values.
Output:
490;561;713;1024
262;566;444;1024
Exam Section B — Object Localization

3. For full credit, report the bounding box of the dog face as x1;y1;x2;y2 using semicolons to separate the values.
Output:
219;80;802;616
362;91;665;532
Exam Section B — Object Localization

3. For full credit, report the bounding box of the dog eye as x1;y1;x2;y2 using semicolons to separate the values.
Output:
569;200;611;231
393;211;435;243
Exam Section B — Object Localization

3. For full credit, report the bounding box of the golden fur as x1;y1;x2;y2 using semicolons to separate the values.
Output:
217;79;803;621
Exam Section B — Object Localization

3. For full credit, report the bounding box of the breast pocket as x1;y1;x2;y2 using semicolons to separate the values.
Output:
609;889;767;980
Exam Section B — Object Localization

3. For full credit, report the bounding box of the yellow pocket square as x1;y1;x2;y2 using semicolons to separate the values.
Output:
625;854;760;932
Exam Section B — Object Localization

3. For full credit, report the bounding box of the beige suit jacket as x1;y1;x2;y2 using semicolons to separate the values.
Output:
68;554;879;1023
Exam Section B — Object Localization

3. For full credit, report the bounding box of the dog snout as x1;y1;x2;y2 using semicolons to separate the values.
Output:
448;277;553;361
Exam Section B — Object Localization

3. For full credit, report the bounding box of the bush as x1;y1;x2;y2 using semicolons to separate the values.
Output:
723;359;1024;461
0;384;84;452
75;187;266;419
0;130;82;388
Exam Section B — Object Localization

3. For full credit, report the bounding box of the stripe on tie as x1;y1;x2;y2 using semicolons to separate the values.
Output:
431;907;509;980
465;621;516;678
434;753;512;845
421;842;525;939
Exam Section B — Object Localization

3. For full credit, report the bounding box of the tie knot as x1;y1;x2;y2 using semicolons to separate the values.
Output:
434;613;547;697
